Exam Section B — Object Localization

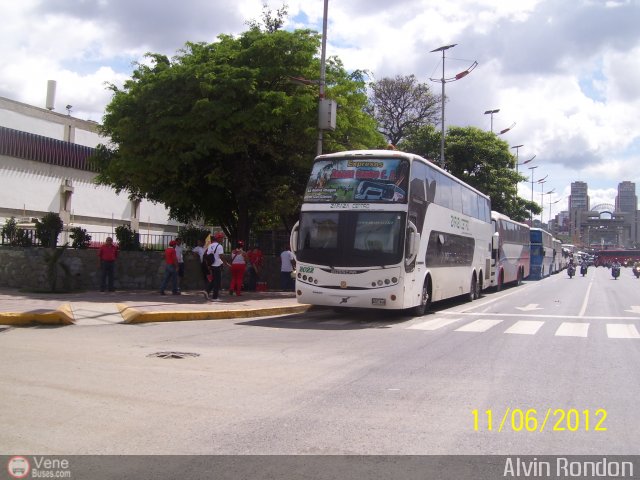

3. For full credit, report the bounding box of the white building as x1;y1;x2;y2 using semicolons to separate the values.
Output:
0;95;183;245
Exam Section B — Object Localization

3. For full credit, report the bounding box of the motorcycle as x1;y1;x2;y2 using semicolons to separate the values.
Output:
634;266;640;279
611;265;620;280
580;264;588;276
567;265;575;278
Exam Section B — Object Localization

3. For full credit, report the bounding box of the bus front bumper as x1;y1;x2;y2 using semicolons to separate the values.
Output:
296;285;404;310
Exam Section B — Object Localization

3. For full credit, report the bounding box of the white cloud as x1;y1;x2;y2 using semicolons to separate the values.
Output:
1;0;640;210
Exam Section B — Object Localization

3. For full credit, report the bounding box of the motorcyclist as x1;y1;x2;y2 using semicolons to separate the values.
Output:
580;258;588;275
567;257;576;277
611;261;621;279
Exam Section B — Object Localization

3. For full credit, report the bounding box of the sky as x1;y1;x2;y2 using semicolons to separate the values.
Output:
2;0;639;222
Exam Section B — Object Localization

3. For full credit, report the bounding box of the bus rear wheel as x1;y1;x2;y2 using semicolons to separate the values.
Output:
467;275;478;302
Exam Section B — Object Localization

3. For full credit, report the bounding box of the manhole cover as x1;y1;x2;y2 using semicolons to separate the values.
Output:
147;351;200;359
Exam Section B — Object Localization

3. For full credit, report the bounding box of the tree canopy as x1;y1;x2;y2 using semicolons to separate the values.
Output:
400;125;541;222
368;74;441;146
92;23;383;242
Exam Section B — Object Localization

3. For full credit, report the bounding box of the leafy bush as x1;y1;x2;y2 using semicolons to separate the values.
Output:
1;217;34;247
115;224;141;251
177;225;210;248
69;226;92;249
34;212;63;248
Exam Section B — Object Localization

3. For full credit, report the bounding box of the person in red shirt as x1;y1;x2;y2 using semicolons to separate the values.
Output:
98;236;118;292
247;245;264;291
159;240;179;295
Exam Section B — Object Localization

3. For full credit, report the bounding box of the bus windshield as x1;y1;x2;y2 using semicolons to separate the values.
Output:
296;211;406;267
303;158;409;203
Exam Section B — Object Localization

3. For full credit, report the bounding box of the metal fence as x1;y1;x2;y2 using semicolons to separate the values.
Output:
1;229;292;255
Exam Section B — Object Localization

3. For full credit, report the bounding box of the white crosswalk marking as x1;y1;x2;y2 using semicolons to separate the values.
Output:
401;316;640;340
504;320;544;335
455;319;502;332
408;318;462;330
555;322;590;337
606;324;640;339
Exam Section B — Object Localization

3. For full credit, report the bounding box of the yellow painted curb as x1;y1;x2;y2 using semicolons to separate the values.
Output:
119;304;312;324
0;302;74;326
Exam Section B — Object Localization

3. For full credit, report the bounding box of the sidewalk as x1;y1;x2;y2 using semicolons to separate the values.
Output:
0;288;310;326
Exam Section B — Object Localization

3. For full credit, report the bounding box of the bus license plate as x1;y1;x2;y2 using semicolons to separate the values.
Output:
372;298;386;306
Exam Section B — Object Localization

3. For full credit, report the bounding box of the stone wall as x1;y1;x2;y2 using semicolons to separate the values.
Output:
0;247;286;292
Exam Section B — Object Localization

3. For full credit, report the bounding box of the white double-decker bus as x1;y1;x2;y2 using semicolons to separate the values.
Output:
290;150;493;315
490;211;530;290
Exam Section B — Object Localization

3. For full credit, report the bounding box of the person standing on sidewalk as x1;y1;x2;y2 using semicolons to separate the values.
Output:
229;240;247;296
192;237;208;289
246;244;263;291
174;237;185;292
280;245;296;291
203;232;228;301
159;240;179;295
98;236;118;292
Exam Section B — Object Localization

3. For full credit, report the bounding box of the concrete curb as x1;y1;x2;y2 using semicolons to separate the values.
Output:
0;302;75;326
119;304;313;324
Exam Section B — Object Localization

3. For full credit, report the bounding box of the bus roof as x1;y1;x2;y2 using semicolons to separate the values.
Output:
491;210;530;228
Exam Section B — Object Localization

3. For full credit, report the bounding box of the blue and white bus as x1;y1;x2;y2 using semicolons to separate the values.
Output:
290;150;493;315
490;211;530;290
530;228;554;279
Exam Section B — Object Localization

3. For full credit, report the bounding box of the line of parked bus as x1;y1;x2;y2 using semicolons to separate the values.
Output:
290;149;578;317
489;211;569;291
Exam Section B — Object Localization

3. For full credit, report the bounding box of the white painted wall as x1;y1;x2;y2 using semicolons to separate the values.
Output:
0;96;184;238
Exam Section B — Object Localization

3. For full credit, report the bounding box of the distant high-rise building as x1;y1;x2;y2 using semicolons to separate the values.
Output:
569;181;589;212
615;181;637;213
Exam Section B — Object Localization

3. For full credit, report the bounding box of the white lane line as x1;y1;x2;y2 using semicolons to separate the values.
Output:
607;324;640;339
504;320;545;335
455;319;502;332
407;317;462;330
438;311;640;321
578;279;593;317
555;322;590;337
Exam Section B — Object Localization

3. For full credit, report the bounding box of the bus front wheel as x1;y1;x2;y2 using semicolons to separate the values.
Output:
409;278;431;317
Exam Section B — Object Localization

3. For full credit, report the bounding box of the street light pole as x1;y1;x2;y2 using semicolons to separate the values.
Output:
431;44;456;167
528;165;538;224
429;45;477;168
317;0;329;156
484;109;500;133
549;198;561;226
541;188;555;226
511;145;535;194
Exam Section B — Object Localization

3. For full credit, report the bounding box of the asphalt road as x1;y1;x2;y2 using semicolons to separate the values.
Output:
1;266;639;455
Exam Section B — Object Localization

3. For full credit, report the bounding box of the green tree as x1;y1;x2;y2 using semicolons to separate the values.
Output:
115;224;141;251
69;226;92;249
368;74;441;145
397;123;440;162
34;212;63;248
401;126;541;222
177;225;210;248
92;22;382;243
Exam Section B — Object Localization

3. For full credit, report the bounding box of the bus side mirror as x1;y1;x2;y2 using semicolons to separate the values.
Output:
406;222;420;265
409;231;420;257
492;232;499;250
290;221;299;255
